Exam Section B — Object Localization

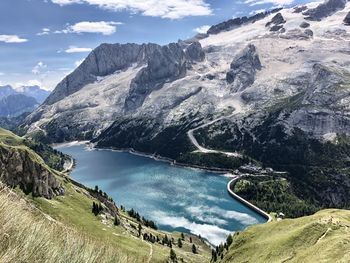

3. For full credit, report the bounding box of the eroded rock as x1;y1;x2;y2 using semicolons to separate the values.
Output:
226;44;262;92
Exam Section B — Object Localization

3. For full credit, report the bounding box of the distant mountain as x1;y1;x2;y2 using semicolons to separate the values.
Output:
0;94;38;117
0;85;17;99
0;85;50;117
18;85;50;104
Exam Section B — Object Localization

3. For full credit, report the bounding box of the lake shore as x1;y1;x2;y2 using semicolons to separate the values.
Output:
54;140;236;177
54;141;271;226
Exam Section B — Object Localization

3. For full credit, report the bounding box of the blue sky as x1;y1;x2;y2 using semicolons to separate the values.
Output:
0;0;311;90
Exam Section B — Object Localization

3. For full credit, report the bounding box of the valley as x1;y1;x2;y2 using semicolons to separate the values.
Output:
0;0;350;261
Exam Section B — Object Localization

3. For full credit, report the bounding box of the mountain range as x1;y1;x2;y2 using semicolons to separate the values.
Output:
22;0;350;213
0;85;50;117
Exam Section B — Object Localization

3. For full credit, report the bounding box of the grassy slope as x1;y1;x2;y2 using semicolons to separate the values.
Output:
0;128;211;263
222;209;350;263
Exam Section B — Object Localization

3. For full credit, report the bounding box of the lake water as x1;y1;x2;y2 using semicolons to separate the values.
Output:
57;144;266;245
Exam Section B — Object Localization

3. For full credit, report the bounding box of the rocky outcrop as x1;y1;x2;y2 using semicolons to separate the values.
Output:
226;44;262;92
124;43;187;111
300;21;310;28
293;5;308;13
266;13;286;27
44;43;159;105
303;0;347;21
207;8;282;35
344;12;350;25
285;64;350;136
185;41;205;62
0;145;64;199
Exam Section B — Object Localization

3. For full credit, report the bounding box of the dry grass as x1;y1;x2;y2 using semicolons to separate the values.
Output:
0;184;134;263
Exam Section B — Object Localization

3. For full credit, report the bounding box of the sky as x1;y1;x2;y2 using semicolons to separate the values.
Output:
0;0;312;91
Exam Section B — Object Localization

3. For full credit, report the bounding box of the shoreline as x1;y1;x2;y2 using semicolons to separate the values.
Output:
86;143;236;176
55;141;272;224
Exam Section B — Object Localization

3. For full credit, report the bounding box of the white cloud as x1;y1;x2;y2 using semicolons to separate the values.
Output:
56;21;121;35
74;59;84;67
194;25;210;34
51;0;212;19
65;45;92;53
245;0;294;6
0;72;4;76
32;62;47;75
0;35;28;43
249;8;266;15
14;79;43;89
37;28;51;36
152;211;231;245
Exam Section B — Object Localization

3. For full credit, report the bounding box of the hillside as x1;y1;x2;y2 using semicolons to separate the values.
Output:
0;128;212;262
221;209;350;263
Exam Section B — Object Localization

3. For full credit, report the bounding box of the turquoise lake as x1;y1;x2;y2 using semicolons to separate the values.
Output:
57;144;266;245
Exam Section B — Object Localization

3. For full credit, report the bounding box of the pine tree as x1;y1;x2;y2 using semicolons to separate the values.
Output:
211;249;217;262
178;238;183;248
138;223;142;237
170;249;177;262
189;237;192;243
192;244;197;254
181;232;185;240
226;234;233;247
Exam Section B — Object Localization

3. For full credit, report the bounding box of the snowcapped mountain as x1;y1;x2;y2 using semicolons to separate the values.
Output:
25;0;350;145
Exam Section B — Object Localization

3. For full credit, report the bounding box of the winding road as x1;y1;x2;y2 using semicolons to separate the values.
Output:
187;95;243;158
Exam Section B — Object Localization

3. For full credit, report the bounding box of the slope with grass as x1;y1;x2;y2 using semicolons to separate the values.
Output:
0;128;211;263
221;209;350;263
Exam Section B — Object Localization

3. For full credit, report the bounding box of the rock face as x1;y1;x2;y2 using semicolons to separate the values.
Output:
124;43;188;111
0;145;64;199
266;13;286;27
226;44;262;92
44;43;159;105
185;41;205;62
285;64;350;136
304;0;347;21
0;94;38;117
344;12;350;25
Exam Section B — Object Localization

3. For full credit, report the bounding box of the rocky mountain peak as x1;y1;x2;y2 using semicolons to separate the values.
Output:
124;42;187;112
44;43;159;106
226;44;262;92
